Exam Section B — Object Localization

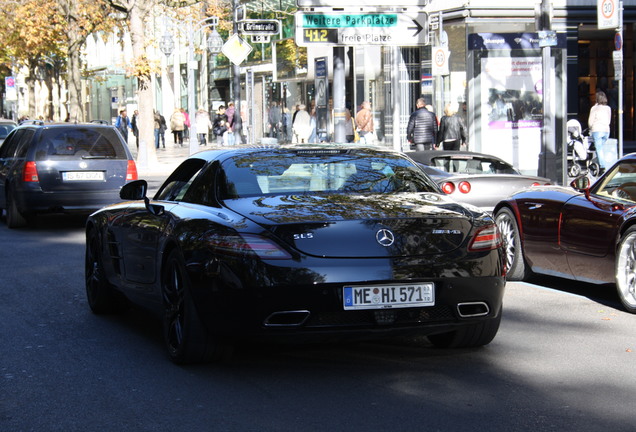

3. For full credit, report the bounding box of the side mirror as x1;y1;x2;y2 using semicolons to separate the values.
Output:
570;175;589;190
120;179;148;200
570;175;591;197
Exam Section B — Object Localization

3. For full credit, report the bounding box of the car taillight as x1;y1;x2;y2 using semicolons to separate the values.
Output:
531;182;541;187
207;233;291;260
458;181;471;194
22;161;39;182
441;182;455;194
126;160;138;181
468;224;502;251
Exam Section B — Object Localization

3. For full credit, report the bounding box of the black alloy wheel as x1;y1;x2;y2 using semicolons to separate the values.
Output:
161;249;231;364
85;229;126;314
428;310;502;348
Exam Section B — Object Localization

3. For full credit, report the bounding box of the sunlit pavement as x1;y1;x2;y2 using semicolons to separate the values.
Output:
127;137;225;177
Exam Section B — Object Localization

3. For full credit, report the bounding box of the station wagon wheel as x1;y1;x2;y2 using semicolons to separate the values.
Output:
615;227;636;313
494;208;528;281
5;190;28;228
85;229;126;314
161;249;231;364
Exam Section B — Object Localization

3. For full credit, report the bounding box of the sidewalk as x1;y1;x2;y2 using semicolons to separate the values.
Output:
128;138;209;177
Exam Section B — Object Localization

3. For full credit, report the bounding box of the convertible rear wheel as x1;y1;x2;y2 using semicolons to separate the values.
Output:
428;311;502;348
162;249;231;364
495;208;528;281
615;227;636;313
85;229;126;314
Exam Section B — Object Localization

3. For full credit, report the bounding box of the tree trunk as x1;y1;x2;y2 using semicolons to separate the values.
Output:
128;4;157;169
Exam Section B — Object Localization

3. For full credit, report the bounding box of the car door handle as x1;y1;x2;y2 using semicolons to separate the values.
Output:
524;202;543;210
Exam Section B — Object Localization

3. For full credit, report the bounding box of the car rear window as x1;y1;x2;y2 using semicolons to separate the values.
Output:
220;150;440;198
34;127;127;161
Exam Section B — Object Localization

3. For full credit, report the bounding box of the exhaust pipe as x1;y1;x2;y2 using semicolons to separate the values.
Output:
457;302;490;318
264;310;310;327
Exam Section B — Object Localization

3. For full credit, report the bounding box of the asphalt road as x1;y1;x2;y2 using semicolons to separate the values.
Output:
1;214;635;432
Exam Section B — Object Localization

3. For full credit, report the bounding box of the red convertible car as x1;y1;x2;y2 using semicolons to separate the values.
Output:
494;153;636;313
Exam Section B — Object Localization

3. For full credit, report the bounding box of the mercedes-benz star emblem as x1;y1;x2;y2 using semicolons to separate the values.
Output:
376;229;395;247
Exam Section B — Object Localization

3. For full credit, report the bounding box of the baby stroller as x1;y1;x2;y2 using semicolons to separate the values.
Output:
567;119;600;178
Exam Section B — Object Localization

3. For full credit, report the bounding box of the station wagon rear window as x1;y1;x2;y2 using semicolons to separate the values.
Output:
34;127;127;161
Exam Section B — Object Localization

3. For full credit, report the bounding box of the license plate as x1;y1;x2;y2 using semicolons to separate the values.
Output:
343;283;435;310
62;171;104;181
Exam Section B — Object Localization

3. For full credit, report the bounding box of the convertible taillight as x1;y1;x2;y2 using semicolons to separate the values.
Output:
468;224;502;251
207;233;291;259
441;182;455;194
458;181;471;194
126;160;138;181
22;161;39;182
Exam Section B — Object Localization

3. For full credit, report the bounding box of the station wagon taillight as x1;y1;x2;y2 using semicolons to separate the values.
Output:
126;160;138;181
22;161;39;182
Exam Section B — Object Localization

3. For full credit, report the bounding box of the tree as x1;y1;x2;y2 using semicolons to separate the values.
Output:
57;0;120;122
0;0;65;118
109;0;158;168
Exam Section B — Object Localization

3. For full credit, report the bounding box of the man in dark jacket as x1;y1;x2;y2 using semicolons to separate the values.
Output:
407;98;438;151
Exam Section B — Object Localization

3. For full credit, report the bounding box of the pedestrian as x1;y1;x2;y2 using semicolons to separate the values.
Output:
131;109;140;149
406;98;438;151
309;105;317;143
437;102;467;150
282;106;292;143
268;100;282;140
115;109;132;144
213;105;228;145
344;108;356;143
170;107;186;146
159;113;167;148
588;90;612;171
225;102;236;146
181;108;190;141
292;104;312;143
195;106;212;146
154;110;162;149
355;101;374;145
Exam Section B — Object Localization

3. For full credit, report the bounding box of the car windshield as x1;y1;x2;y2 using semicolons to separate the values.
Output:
220;149;440;198
594;161;636;202
34;127;127;161
430;156;518;175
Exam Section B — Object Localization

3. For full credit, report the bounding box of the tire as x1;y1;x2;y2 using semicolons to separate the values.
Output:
428;311;502;348
615;227;636;313
568;162;581;178
495;207;529;281
162;249;231;364
85;229;127;314
6;191;27;228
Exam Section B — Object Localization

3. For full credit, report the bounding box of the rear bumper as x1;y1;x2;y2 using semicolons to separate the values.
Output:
186;253;506;341
14;186;123;215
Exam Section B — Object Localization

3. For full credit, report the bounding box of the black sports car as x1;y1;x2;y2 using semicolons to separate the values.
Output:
85;146;506;363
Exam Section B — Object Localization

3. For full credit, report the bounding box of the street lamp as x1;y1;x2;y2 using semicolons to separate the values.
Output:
159;32;175;57
160;16;223;155
207;29;224;55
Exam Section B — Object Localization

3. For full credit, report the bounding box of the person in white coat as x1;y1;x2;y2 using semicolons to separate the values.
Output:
195;107;213;146
588;90;612;170
292;104;312;143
